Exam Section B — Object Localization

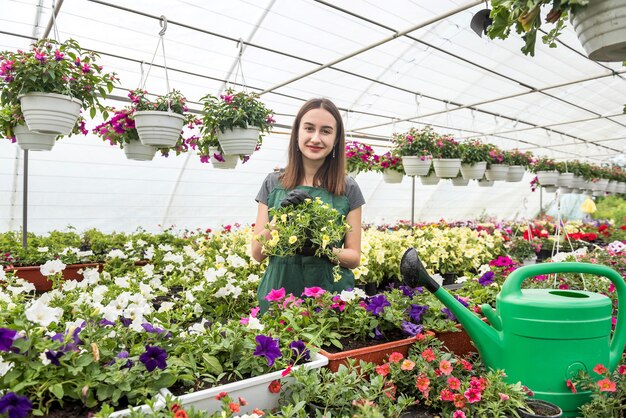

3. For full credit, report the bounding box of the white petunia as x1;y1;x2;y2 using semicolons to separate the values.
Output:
82;268;100;286
158;244;173;252
246;316;264;331
39;351;51;366
144;246;155;260
226;254;246;268
62;280;78;292
163;264;175;273
193;303;203;315
158;301;174;312
204;268;218;283
185;291;195;303
247;273;260;283
142;264;155;278
0;356;14;377
25;297;63;327
107;249;128;259
40;259;66;276
77;250;94;258
139;283;153;298
7;281;36;295
163;252;184;264
115;276;130;288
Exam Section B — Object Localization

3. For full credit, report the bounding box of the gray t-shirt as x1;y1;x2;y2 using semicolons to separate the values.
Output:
255;172;365;212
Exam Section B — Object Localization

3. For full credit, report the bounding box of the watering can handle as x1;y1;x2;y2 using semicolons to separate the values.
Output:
501;262;626;371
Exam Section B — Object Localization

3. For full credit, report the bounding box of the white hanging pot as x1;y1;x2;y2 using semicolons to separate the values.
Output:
383;170;403;184
505;165;525;182
13;124;57;151
591;179;609;191
607;180;618;193
618;182;626;194
571;0;626;62
19;92;82;135
460;162;487;180
134;111;185;147
402;156;431;176
559;186;573;194
209;147;238;169
536;170;559;185
217;127;261;155
543;185;558;193
420;172;440;186
433;158;461;178
478;178;494;187
593;190;606;197
572;175;586;190
451;177;469;186
557;172;575;188
485;164;509;181
123;141;157;161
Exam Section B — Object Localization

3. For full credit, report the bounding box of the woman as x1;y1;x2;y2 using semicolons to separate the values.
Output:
252;98;365;312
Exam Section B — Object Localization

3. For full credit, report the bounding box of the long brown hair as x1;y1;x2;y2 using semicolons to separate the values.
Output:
280;98;346;195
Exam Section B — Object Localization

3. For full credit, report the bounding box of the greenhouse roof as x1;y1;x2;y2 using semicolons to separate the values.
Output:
1;0;625;232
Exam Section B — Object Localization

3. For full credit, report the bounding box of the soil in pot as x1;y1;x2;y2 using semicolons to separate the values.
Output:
517;399;563;418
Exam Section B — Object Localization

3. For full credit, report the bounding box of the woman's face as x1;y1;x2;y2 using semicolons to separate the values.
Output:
297;107;337;163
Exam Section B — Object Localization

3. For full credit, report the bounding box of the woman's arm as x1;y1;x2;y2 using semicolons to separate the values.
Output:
251;202;271;263
333;206;362;269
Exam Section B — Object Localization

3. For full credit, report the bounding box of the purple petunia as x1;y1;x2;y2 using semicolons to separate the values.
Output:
45;350;64;366
401;321;423;337
0;392;32;418
373;327;384;340
408;304;429;323
99;319;116;327
117;350;134;369
365;294;390;316
0;328;17;352
289;340;310;363
442;307;456;321
253;335;282;367
139;345;168;372
120;317;132;327
479;271;495;286
398;285;415;298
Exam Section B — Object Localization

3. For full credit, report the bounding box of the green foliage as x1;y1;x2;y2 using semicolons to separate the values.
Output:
529;156;556;173
391;126;437;157
593;196;626;224
431;134;461;159
503;149;533;166
459;139;491;165
129;89;189;115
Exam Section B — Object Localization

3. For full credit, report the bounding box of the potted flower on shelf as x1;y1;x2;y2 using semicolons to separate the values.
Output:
129;88;191;148
503;149;533;182
0;38;117;141
487;0;626;62
345;140;376;177
459;138;490;180
431;134;462;178
390;126;436;177
484;144;509;181
199;88;275;156
376;152;404;183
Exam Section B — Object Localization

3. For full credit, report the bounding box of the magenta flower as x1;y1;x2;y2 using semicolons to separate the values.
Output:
54;49;64;61
253;335;282;367
264;287;286;302
302;287;326;298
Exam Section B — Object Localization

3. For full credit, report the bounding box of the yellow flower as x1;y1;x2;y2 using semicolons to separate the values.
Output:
280;214;288;223
321;234;330;248
288;235;298;244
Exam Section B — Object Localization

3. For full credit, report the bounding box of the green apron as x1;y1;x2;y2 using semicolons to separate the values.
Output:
257;184;355;312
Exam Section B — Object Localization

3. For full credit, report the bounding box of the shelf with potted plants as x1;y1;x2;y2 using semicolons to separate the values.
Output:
345;140;377;177
487;0;626;61
0;38;117;151
390;126;436;177
199;88;275;160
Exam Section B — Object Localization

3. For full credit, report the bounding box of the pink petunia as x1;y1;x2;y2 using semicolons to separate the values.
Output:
453;411;466;418
593;364;608;375
264;288;286;302
498;393;510;401
439;360;453;375
464;388;482;403
598;378;617;392
447;377;461;391
302;287;326;298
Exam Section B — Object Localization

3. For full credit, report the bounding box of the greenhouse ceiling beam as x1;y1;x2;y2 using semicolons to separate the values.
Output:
258;0;483;94
315;0;626;133
521;135;626;151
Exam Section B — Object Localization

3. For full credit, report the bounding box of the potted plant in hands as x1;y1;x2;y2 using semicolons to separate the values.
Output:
129;89;190;148
199;88;275;156
459;138;490;180
376;152;404;183
390;126;436;177
345;140;376;177
431;134;461;178
503;149;533;182
487;0;626;62
0;38;117;139
484;144;509;181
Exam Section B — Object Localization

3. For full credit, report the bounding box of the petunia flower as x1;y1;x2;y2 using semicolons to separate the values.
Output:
365;294;390;316
139;345;168;372
264;288;286;302
45;349;64;366
253;335;281;367
478;271;495;286
302;287;326;298
401;321;423;337
289;340;310;363
407;304;428;323
0;392;32;418
0;328;17;352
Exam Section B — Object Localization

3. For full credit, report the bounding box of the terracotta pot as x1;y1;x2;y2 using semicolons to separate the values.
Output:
433;318;489;357
318;332;434;372
5;263;102;292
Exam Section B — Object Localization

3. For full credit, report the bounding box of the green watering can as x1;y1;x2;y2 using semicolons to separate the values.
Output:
400;248;626;417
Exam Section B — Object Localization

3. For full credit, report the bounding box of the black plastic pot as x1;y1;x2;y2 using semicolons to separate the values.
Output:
517;399;563;418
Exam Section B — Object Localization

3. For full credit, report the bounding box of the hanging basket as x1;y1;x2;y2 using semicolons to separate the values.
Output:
536;170;559;186
402;156;431;176
383;170;403;184
420;172;440;186
13;124;57;151
217;127;261;155
618;182;626;194
543;185;558;193
451;177;469;186
571;0;626;62
134;111;185;147
209;147;238;169
19;92;82;135
557;173;574;188
505;165;525;182
590;179;609;191
478;178;494;187
123;141;157;161
433;158;461;178
485;164;509;181
460;162;487;180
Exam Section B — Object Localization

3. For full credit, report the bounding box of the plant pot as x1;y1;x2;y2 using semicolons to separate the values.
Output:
19;92;82;135
4;263;102;292
543;185;557;193
433;158;461;178
460;162;487;180
536;171;559;186
557;173;574;188
356;282;378;296
420;172;440;186
571;0;626;62
590;178;609;191
517;399;563;418
383;170;403;184
108;395;168;418
217;127;261;155
607;180;618;193
432;319;488;357
209;147;238;169
13;124;57;151
161;353;328;414
478;178;494;187
506;165;526;182
441;273;456;285
123;141;157;161
402;156;431;176
318;334;427;373
618;182;626;194
134;111;185;147
451;177;469;186
558;186;573;194
485;164;509;181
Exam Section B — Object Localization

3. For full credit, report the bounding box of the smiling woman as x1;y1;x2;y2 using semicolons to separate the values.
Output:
251;98;366;313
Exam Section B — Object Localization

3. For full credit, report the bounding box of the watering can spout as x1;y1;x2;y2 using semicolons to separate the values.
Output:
400;248;502;365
